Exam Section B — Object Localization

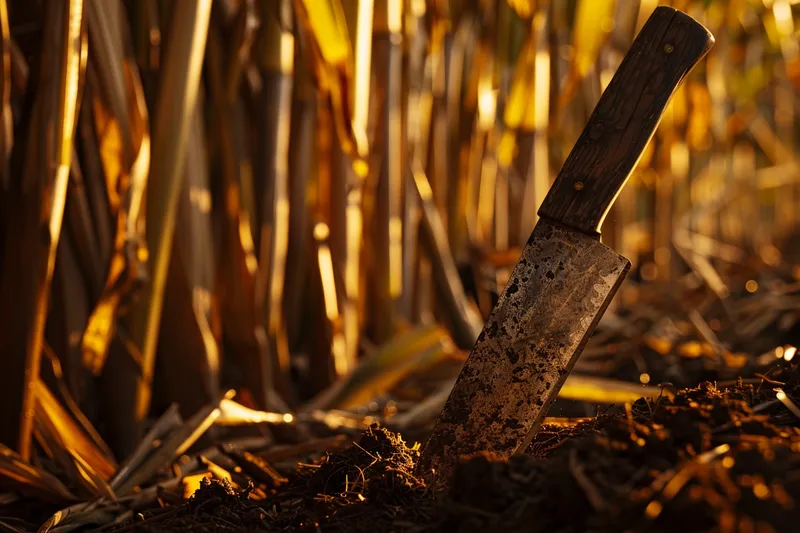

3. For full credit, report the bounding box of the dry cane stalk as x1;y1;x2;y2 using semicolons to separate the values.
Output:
0;0;85;458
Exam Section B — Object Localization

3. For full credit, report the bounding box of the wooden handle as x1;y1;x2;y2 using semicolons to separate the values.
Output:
538;6;714;235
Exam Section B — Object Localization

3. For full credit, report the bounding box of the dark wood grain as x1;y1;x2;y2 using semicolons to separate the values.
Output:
538;6;714;235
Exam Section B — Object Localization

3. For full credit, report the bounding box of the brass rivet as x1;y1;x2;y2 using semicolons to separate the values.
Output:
664;44;674;53
574;182;584;191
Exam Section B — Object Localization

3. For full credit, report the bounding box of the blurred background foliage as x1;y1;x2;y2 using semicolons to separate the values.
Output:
0;0;797;495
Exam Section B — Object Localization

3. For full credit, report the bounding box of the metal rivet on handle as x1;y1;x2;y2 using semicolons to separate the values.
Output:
664;44;674;53
574;182;584;191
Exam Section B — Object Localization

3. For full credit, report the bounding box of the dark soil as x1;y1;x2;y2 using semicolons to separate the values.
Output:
112;361;800;533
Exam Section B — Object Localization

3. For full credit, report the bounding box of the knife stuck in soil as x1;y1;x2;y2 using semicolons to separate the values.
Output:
417;6;715;485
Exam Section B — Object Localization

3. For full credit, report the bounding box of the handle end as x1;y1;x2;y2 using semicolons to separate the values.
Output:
538;7;714;236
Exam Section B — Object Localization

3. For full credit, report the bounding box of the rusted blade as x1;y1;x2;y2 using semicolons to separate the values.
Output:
417;220;629;482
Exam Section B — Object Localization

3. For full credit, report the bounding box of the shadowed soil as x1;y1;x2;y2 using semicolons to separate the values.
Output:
113;360;800;533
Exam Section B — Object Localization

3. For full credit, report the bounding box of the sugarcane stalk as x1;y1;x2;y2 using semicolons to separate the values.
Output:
125;0;212;423
0;0;86;458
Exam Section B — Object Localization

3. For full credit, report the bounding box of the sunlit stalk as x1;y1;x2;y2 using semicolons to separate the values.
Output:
0;0;86;459
127;0;212;422
371;0;404;342
0;0;11;185
283;39;316;347
519;11;550;241
254;0;295;396
412;162;483;349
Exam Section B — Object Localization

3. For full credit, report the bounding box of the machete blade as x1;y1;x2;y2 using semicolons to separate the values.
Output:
418;221;629;481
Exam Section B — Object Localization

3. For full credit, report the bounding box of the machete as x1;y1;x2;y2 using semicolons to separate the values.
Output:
417;6;714;483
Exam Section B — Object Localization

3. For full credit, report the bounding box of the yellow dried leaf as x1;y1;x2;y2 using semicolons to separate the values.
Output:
82;6;151;377
497;131;518;167
182;472;212;499
572;0;615;79
82;291;121;375
646;336;673;355
678;341;703;359
687;82;711;150
560;375;662;404
506;0;535;19
91;93;125;212
202;457;235;486
298;0;350;66
216;399;290;426
0;444;76;502
788;56;800;89
700;343;718;358
502;32;536;131
722;351;749;369
663;84;688;129
34;380;117;482
314;324;455;410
